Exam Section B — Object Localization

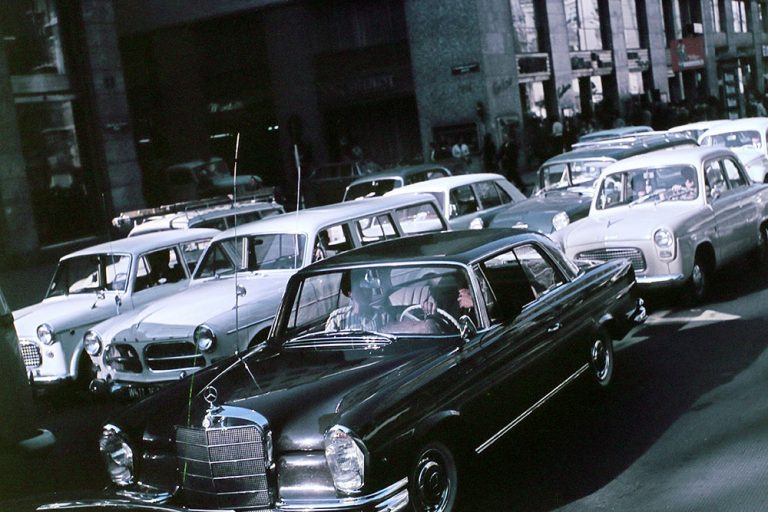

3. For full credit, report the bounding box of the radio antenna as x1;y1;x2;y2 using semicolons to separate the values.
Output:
232;132;242;357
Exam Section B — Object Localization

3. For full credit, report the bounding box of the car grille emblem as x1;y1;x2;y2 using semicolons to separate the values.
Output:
203;385;218;406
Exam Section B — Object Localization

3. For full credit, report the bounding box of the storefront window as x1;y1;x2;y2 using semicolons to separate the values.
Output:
566;0;604;51
732;0;748;32
511;0;540;53
629;71;645;95
0;0;66;75
16;99;96;245
623;0;641;49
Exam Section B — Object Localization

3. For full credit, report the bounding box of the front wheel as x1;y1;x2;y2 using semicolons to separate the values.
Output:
687;254;711;304
409;441;458;512
589;328;614;389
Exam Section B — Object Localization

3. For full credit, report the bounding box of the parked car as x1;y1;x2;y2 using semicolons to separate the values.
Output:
128;200;285;237
14;229;217;391
86;193;449;398
303;160;382;207
698;117;768;182
162;157;264;203
342;163;451;201
554;146;768;302
50;229;646;512
0;285;55;452
490;134;698;234
386;173;526;229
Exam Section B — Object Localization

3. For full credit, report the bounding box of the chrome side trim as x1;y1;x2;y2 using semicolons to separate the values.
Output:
226;315;274;336
635;274;685;285
475;363;589;454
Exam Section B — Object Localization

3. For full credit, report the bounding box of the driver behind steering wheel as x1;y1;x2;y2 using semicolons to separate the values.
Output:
420;272;475;332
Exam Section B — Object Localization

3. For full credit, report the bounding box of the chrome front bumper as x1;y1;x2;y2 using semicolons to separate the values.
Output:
635;273;686;287
37;478;410;512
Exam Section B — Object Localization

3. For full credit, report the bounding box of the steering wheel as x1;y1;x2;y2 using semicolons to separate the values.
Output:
399;304;460;331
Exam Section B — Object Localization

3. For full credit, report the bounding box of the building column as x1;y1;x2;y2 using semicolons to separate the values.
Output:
602;0;631;118
79;0;144;217
262;4;327;206
405;0;522;163
699;0;720;98
0;41;38;265
641;0;672;99
545;0;576;118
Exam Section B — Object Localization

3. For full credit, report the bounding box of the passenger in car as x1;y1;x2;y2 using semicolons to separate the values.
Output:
325;272;391;331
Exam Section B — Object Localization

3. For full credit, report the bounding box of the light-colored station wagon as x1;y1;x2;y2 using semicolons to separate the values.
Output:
86;193;449;398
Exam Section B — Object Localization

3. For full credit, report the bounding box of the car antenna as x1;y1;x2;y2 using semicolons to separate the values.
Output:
292;142;302;266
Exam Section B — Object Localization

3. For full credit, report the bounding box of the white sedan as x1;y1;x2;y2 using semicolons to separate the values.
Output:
14;228;216;391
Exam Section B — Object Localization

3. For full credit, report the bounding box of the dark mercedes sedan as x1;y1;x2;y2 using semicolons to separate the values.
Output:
43;229;646;511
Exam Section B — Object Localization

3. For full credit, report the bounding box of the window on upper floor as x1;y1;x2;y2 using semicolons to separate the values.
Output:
732;0;748;32
566;0;604;51
511;0;543;53
623;0;641;49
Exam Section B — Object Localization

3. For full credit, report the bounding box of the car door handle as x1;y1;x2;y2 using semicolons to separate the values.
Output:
547;323;562;333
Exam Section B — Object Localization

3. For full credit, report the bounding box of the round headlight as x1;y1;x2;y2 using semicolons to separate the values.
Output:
469;217;484;230
37;323;55;345
194;325;217;352
324;425;365;493
84;331;103;357
99;424;134;486
552;211;571;231
653;228;674;248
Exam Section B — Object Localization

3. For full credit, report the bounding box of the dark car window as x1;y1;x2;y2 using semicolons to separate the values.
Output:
180;240;210;270
449;185;480;218
475;181;510;208
345;179;399;200
512;245;565;298
704;161;728;196
134;247;186;292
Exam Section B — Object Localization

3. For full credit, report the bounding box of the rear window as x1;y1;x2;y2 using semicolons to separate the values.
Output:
394;202;446;234
345;179;399;201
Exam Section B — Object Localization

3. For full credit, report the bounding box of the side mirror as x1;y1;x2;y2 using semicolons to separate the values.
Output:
458;315;477;343
236;284;247;297
710;187;721;201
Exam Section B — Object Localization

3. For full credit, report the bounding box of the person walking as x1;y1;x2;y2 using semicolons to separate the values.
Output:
498;124;525;192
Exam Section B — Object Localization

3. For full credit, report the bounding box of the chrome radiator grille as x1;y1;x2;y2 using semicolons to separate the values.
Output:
145;341;205;371
19;340;42;368
176;425;271;509
576;247;647;272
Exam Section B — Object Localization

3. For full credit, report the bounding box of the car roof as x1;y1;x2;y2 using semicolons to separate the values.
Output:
578;125;653;142
541;134;697;165
346;164;451;185
600;146;736;174
210;193;442;240
384;173;509;193
299;229;545;270
668;119;731;133
63;228;219;259
191;201;283;222
699;117;768;137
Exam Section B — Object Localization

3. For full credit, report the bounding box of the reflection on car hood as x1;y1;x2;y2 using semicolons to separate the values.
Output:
112;273;292;337
562;203;696;250
491;193;592;231
130;341;449;452
13;295;116;337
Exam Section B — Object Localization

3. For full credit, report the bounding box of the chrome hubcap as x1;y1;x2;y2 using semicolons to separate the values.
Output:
415;450;450;511
691;263;705;297
591;338;611;382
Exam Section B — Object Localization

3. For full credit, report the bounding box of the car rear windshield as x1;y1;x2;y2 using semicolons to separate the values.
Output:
700;130;763;150
345;179;399;200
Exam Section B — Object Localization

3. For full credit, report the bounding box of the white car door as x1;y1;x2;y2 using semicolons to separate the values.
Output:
704;159;745;263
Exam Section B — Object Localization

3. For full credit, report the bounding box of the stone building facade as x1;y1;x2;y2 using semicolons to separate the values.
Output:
0;0;766;265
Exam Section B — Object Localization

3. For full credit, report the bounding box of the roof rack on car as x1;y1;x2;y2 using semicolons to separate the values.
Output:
571;131;695;150
111;187;277;233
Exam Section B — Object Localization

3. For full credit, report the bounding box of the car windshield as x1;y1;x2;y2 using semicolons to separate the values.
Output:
538;160;612;192
345;179;399;200
280;265;475;342
46;254;131;297
194;233;306;278
595;164;700;210
700;130;763;150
